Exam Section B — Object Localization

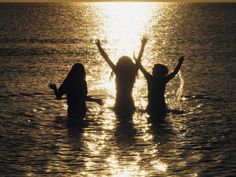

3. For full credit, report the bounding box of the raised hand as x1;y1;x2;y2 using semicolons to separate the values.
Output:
95;39;116;71
165;56;185;82
136;36;147;64
179;56;184;64
95;39;101;48
48;81;57;90
141;36;148;46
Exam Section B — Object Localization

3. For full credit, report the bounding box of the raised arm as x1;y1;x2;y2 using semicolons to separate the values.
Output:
95;39;116;72
137;61;152;80
48;82;61;99
134;52;152;80
136;37;147;64
134;37;151;79
165;56;184;82
48;81;66;100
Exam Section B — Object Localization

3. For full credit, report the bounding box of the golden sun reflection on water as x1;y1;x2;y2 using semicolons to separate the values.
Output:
95;2;162;97
81;3;169;177
97;2;160;58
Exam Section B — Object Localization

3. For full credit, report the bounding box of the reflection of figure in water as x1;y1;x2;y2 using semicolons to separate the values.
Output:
49;63;102;121
96;38;147;115
135;43;184;117
115;112;137;147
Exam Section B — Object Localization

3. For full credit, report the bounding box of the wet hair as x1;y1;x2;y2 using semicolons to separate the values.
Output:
152;64;169;77
116;56;136;74
67;63;86;81
110;56;136;79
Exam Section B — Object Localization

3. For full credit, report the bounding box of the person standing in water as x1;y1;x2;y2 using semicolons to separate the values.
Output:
49;63;102;120
96;38;147;115
135;43;184;117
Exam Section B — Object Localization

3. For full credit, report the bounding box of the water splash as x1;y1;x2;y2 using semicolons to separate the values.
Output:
169;70;184;110
176;70;184;102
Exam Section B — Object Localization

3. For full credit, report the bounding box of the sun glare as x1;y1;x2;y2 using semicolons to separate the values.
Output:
81;3;169;176
97;2;160;58
94;2;162;96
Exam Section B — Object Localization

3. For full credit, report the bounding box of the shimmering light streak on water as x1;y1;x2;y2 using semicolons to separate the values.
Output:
177;70;184;101
96;2;160;59
0;2;235;177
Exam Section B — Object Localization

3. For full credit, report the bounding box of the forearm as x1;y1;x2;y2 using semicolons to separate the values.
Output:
138;62;151;79
98;47;116;71
53;87;61;100
166;58;184;81
98;46;109;60
137;37;147;62
173;59;184;75
137;44;146;62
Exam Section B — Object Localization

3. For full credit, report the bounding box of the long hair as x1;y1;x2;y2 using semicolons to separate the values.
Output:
66;63;86;82
116;56;136;76
110;56;137;80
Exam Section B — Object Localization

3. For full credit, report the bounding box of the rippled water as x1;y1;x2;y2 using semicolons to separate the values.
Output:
0;2;235;176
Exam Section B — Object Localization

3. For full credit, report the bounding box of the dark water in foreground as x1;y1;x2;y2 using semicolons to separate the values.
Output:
0;3;235;176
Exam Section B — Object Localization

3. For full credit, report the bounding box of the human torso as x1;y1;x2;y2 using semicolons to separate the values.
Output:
66;79;87;107
114;71;136;112
147;76;167;113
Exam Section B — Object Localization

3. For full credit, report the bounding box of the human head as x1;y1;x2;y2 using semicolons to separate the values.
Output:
152;64;168;78
67;63;86;80
116;56;136;74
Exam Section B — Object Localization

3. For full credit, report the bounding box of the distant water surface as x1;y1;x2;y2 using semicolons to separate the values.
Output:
0;2;235;176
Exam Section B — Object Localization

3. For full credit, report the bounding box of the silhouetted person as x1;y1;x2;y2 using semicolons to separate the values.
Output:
96;38;147;115
49;63;102;121
135;48;184;117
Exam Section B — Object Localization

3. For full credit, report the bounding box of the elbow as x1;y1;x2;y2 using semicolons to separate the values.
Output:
55;94;62;100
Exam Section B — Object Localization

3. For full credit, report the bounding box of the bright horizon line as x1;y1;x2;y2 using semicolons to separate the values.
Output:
0;0;236;3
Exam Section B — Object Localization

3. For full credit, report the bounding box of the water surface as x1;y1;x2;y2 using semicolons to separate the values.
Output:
0;2;235;176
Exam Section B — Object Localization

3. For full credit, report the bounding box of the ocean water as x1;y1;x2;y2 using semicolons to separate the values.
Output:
0;2;235;176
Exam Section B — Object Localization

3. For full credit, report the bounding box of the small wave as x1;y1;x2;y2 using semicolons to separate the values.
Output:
0;47;90;57
168;109;186;114
0;37;84;44
7;92;47;98
184;94;225;103
13;111;35;118
0;48;58;56
20;92;32;97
